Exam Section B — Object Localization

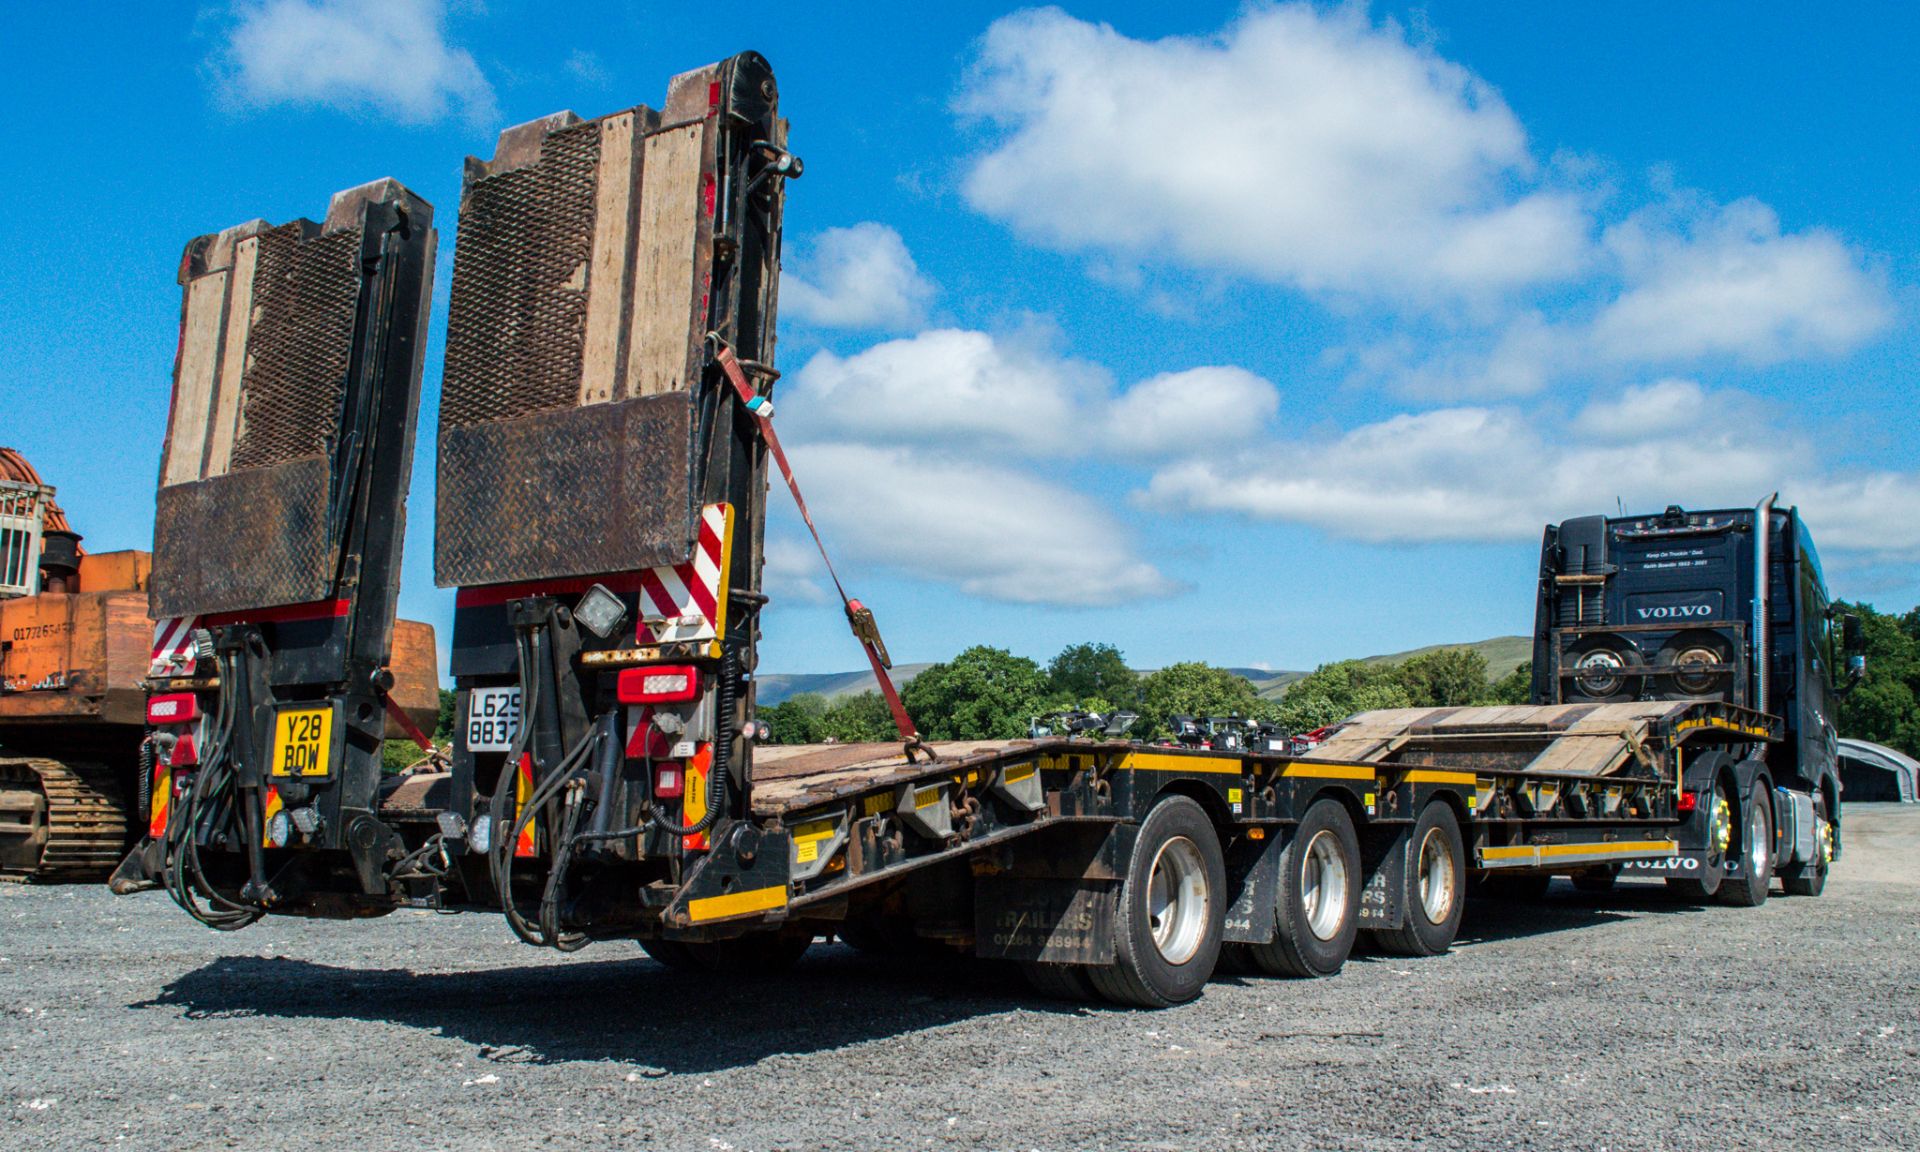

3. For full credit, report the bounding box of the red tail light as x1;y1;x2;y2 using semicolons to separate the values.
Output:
1678;791;1697;813
654;763;684;799
147;692;200;725
617;665;700;704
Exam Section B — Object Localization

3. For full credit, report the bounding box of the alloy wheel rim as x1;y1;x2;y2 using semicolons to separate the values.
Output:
1417;826;1456;925
1146;836;1208;965
1301;829;1350;941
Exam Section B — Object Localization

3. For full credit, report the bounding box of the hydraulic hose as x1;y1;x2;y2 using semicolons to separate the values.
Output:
162;646;262;931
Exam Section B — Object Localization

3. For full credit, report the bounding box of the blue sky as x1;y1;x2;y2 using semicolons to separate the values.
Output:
4;2;1916;678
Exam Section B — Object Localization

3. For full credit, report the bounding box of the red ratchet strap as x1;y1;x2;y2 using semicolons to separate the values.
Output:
713;342;927;759
382;692;437;756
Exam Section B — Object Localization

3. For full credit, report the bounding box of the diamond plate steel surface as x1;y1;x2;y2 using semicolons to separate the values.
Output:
434;395;693;589
228;225;360;470
150;456;334;618
441;119;600;429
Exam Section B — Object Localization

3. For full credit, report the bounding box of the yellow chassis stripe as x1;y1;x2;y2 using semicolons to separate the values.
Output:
1119;752;1375;783
1279;764;1375;782
1480;840;1677;867
687;883;788;923
1399;769;1477;786
1121;751;1243;775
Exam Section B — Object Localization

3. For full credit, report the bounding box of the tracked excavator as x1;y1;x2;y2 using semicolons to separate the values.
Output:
0;444;439;884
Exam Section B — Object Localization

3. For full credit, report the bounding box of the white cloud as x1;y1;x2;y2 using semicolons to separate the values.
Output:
1142;401;1789;544
781;224;937;330
1592;198;1892;365
1572;378;1712;441
792;442;1178;606
958;5;1590;300
784;328;1106;454
213;0;495;125
1104;366;1279;455
1793;474;1920;563
761;536;829;606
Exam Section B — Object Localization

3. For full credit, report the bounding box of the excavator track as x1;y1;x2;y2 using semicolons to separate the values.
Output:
0;757;129;882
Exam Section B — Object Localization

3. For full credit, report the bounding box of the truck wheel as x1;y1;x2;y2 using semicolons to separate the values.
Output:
1717;781;1773;908
1667;780;1733;901
1022;962;1098;1002
640;930;815;974
1370;800;1464;958
639;938;698;970
1781;792;1832;897
1478;873;1552;901
1088;795;1225;1008
1571;866;1619;894
1242;797;1361;978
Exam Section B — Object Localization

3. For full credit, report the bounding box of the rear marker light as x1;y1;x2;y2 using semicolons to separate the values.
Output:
1678;791;1698;813
147;692;200;725
617;665;700;704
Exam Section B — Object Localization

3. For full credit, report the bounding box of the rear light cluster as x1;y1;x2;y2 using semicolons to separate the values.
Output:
616;665;699;704
146;693;200;725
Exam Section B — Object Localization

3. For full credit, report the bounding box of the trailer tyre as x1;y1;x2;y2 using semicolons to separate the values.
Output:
1243;797;1361;978
1716;780;1773;908
1088;795;1225;1008
1021;962;1099;1002
640;929;815;975
1370;800;1464;958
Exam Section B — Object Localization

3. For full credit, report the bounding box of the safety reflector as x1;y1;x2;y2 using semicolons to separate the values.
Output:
146;692;200;725
148;758;171;839
1678;791;1698;813
617;665;700;704
168;733;199;768
514;753;537;858
682;746;711;852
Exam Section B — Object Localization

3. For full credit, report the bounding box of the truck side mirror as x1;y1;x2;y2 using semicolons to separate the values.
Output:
1842;613;1865;653
1847;654;1866;684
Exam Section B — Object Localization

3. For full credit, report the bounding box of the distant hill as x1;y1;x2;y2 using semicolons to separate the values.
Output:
1360;635;1532;681
756;637;1530;706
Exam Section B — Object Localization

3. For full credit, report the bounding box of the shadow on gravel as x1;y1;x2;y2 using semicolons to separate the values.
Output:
132;945;1077;1074
1449;880;1707;948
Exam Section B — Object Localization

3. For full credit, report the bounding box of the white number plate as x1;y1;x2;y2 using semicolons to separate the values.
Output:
467;687;522;753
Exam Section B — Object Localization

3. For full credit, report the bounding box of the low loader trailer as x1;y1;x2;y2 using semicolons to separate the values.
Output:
130;52;1856;1008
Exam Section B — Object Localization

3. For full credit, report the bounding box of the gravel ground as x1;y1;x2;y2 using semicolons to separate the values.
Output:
4;805;1917;1152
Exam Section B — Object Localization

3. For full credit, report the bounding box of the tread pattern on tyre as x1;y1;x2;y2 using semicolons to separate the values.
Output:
1090;796;1224;1008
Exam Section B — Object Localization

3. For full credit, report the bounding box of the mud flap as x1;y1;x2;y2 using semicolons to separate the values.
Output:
1222;832;1279;944
973;821;1132;964
1357;824;1409;932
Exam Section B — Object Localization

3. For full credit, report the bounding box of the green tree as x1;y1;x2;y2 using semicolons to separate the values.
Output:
1275;659;1413;732
762;692;829;745
1833;602;1920;758
436;688;458;742
820;691;899;743
1047;643;1140;708
1397;648;1491;707
1138;662;1269;737
1486;661;1533;705
902;646;1051;740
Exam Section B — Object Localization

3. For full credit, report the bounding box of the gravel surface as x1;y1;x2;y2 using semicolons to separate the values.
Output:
4;805;1918;1151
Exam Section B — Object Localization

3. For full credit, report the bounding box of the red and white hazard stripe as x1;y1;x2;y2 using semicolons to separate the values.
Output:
150;616;199;677
638;504;730;644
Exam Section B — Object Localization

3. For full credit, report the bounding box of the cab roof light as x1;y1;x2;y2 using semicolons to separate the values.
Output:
617;665;700;704
146;693;200;725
